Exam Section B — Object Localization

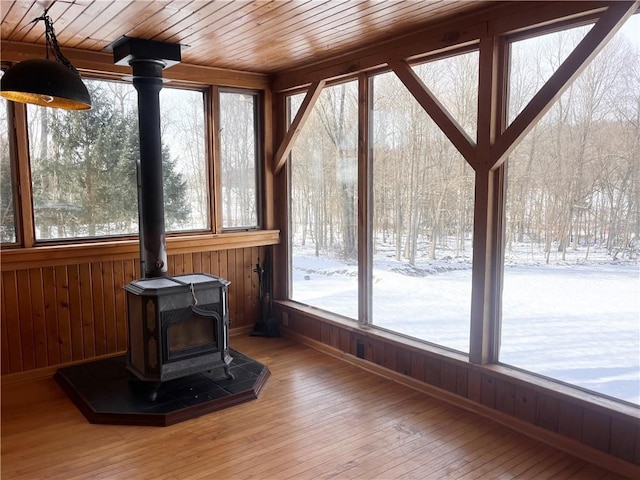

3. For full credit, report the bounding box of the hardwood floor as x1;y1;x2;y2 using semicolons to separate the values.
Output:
1;336;626;479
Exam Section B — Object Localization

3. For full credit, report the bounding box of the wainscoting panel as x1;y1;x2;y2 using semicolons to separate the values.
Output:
1;246;266;375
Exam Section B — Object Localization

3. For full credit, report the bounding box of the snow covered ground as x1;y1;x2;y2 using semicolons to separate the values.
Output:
291;245;640;405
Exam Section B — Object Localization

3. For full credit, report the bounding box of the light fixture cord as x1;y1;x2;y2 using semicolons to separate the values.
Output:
32;7;80;75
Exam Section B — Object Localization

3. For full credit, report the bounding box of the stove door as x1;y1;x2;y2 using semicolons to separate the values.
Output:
164;307;219;362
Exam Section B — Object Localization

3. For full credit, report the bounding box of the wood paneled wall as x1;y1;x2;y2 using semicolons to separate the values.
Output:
274;303;640;472
1;245;267;376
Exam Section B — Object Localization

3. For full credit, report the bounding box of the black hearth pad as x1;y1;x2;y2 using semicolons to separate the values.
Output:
54;349;269;427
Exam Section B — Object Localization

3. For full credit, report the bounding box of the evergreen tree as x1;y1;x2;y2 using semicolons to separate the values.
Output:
30;80;189;238
161;143;190;229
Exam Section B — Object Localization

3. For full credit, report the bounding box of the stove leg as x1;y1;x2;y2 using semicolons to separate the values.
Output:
130;379;162;402
147;383;161;402
224;365;235;380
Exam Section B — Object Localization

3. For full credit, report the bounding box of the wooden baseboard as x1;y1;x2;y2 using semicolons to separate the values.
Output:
1;325;256;386
230;324;255;336
1;352;126;386
282;328;639;480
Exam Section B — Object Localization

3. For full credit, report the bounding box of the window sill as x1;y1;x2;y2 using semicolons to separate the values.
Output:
274;299;470;366
274;299;640;420
0;230;280;271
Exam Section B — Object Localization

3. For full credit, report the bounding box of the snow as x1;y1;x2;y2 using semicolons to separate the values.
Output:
291;245;640;405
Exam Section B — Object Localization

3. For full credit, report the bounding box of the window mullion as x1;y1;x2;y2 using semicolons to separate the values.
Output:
210;85;222;233
469;34;504;364
357;73;372;328
12;102;35;247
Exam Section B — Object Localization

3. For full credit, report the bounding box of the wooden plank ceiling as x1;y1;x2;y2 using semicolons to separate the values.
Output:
0;0;492;74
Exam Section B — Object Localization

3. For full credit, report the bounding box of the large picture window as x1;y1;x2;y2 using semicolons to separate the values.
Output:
27;79;207;240
284;14;638;406
370;54;476;354
289;81;359;319
500;19;640;404
219;90;260;229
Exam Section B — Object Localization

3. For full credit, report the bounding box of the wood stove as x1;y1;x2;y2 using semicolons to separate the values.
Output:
56;38;269;416
124;273;233;384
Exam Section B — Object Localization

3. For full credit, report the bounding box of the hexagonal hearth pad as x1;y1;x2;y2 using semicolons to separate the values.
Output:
54;349;269;426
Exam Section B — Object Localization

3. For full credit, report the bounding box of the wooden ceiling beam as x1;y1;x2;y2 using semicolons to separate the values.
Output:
486;0;611;36
0;41;270;90
273;19;486;93
272;1;619;92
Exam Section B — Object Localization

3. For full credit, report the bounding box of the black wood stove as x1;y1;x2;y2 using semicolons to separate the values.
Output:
124;273;233;385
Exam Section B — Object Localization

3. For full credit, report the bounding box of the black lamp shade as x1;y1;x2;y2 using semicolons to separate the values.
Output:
0;58;91;110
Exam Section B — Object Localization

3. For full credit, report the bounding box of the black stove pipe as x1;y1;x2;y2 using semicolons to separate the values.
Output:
111;37;181;279
130;59;167;278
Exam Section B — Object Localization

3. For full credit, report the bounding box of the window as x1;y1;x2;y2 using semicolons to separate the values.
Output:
0;95;16;243
219;90;260;229
287;54;478;352
283;14;638;407
160;87;209;231
370;63;475;353
289;81;359;319
500;17;640;404
27;79;207;240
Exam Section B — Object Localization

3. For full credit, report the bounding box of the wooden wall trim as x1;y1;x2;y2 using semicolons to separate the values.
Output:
0;324;253;386
208;84;221;233
0;41;271;90
262;88;275;230
0;351;124;386
1;230;279;271
282;328;639;480
271;92;291;301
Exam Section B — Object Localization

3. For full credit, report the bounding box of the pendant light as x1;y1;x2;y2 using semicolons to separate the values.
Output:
0;9;91;110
